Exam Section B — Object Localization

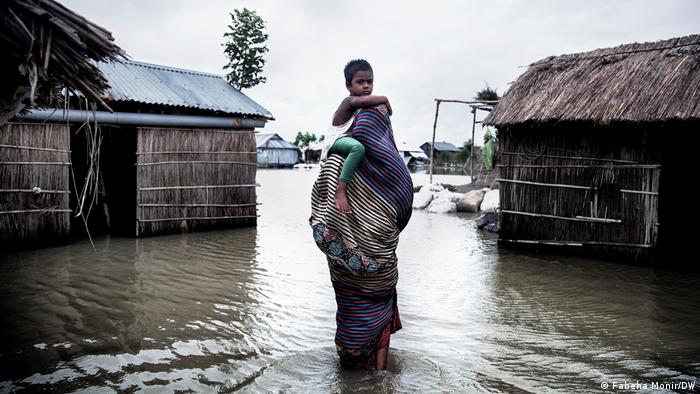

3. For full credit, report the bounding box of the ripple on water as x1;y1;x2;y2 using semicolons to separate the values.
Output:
0;169;698;392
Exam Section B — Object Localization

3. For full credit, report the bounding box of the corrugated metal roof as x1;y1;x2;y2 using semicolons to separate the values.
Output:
98;60;273;118
421;141;461;152
256;133;299;150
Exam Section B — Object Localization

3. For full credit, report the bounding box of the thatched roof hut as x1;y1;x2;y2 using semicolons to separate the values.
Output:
486;34;700;124
0;0;125;123
484;34;700;263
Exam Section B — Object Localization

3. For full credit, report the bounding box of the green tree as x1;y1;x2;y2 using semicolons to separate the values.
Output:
293;132;318;162
458;138;473;161
482;128;498;170
222;8;269;90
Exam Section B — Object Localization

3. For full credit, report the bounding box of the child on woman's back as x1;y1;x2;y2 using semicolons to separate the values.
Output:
321;59;392;214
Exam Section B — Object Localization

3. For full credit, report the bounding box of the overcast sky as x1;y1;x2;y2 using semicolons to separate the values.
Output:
65;0;698;148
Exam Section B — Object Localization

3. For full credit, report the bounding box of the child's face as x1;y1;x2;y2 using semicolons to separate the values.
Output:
346;70;373;96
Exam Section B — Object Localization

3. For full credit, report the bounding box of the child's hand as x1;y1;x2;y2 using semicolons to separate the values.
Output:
377;103;392;116
384;100;393;115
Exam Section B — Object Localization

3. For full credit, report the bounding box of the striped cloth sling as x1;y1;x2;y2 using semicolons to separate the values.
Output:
310;107;413;367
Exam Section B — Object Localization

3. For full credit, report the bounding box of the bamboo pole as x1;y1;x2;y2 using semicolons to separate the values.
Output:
496;164;661;169
435;99;499;105
137;215;259;223
0;189;69;194
139;203;261;208
501;209;622;223
138;184;257;191
135;161;257;167
499;151;639;164
0;209;72;215
0;144;70;153
496;178;659;196
497;178;592;190
136;151;257;155
470;107;476;179
0;162;72;165
500;239;653;248
430;101;441;184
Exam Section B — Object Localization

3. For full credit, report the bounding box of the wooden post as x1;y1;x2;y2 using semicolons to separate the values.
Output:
470;107;476;181
430;101;441;184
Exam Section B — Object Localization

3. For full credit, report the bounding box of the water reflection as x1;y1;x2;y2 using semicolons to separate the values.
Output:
0;169;698;392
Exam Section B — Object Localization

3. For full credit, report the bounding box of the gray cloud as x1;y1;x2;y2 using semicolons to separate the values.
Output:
66;0;699;148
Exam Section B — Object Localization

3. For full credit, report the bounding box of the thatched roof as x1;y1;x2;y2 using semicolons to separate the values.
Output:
0;0;126;123
484;34;700;126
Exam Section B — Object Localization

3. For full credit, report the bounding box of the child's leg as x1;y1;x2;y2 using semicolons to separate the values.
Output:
329;137;365;213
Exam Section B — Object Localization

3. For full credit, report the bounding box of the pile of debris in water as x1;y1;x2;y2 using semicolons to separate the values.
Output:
412;183;500;232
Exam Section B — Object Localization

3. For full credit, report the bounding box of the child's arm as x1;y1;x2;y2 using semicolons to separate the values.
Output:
333;95;392;126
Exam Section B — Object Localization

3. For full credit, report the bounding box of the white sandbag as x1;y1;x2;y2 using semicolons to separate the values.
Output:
480;189;500;213
426;199;456;214
456;188;490;213
426;189;461;213
412;188;433;209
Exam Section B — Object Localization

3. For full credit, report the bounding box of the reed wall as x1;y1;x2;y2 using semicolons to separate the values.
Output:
136;127;257;236
0;122;71;245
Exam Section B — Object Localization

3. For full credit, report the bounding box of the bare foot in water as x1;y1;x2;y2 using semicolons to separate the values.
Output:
335;181;352;214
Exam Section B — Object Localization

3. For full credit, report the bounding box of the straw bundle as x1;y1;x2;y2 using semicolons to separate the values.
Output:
0;0;126;122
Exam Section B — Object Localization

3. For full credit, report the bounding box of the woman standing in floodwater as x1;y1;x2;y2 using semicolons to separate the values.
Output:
309;62;413;369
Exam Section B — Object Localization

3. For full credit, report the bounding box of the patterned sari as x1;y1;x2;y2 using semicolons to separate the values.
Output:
310;108;413;367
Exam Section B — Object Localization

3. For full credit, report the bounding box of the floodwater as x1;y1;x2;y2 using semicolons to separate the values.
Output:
1;169;699;393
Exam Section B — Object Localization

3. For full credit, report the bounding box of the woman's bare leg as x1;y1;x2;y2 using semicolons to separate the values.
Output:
375;347;388;370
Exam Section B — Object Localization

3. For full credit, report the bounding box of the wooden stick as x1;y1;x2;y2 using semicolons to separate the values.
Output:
500;151;639;164
435;99;499;105
430;101;440;184
43;28;52;71
137;215;259;223
0;189;70;194
497;178;592;190
135;161;257;167
620;189;658;196
0;144;70;153
0;209;72;215
496;164;661;169
497;178;659;196
499;239;654;248
0;162;71;165
139;203;261;208
136;151;257;155
573;216;623;224
470;107;476;179
139;184;258;191
501;209;622;223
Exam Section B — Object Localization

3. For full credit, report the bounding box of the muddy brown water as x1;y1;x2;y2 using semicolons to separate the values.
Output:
1;169;698;392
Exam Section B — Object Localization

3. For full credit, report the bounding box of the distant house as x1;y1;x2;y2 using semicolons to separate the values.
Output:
397;142;430;168
420;141;461;164
484;34;700;263
6;59;272;243
256;133;301;167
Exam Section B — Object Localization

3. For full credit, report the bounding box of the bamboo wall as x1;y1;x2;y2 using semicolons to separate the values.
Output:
0;123;71;246
136;127;258;236
497;123;661;262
